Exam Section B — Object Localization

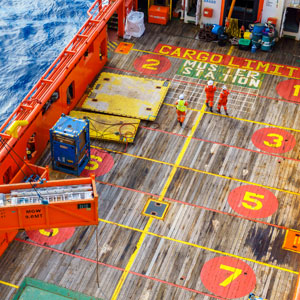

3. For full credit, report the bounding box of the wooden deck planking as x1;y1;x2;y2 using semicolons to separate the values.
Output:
1;19;300;300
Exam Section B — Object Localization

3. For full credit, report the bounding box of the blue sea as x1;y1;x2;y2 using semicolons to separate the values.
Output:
0;0;94;125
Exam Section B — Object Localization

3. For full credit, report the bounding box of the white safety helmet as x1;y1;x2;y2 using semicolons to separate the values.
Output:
222;85;227;90
208;80;213;86
179;94;184;100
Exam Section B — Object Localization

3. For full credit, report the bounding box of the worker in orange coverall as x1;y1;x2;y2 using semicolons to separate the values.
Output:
175;94;188;126
217;85;230;115
205;80;216;112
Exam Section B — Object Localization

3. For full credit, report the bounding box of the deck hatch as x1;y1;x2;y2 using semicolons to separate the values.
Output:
142;198;169;220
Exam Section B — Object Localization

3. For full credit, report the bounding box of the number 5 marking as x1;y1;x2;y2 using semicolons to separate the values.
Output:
85;155;102;171
219;264;242;287
142;59;160;70
263;133;283;148
242;191;264;210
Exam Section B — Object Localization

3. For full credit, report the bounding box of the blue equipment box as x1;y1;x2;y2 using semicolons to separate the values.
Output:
50;114;90;176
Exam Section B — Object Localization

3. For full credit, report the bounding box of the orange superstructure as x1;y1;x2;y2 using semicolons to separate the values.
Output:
0;0;136;258
0;0;134;185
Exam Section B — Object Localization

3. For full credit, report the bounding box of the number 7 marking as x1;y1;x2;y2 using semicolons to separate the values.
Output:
219;264;242;287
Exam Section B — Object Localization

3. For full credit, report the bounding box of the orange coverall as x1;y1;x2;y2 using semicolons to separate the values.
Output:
205;85;217;107
217;90;230;112
175;100;188;123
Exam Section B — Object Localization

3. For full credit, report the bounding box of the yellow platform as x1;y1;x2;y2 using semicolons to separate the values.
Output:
82;72;170;121
69;110;140;143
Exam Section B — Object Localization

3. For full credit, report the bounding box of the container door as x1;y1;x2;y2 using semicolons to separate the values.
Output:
280;7;287;38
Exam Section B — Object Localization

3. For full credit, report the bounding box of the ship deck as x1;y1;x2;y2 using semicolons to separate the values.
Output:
1;19;300;300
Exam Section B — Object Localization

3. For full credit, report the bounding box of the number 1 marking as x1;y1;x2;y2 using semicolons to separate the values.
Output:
293;85;300;97
219;264;242;287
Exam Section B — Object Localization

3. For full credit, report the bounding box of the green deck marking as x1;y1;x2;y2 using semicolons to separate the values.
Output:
177;60;265;89
12;278;102;300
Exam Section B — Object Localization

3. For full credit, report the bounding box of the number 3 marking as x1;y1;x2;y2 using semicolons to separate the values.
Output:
219;264;242;287
142;59;160;70
242;191;264;210
263;133;284;148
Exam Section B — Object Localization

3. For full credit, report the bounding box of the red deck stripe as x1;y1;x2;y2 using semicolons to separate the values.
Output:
140;125;300;163
15;238;228;300
96;180;287;231
104;66;300;105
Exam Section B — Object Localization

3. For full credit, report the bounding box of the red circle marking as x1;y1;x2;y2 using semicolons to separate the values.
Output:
251;127;296;153
228;185;278;218
134;54;171;75
81;148;114;177
276;79;300;102
200;256;256;299
26;227;75;245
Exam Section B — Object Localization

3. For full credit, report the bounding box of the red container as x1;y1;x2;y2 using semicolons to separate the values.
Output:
203;7;213;18
148;5;169;25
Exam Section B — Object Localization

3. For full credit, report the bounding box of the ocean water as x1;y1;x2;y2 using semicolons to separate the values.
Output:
0;0;94;125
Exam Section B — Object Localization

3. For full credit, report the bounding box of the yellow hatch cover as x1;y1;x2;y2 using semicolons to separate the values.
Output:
82;72;170;121
69;110;140;143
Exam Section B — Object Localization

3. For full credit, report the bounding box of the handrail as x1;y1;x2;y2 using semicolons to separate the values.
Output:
0;0;125;160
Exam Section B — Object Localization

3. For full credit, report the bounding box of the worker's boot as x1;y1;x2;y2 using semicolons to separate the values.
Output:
217;109;221;113
179;121;183;126
225;110;228;115
210;106;213;112
205;102;209;107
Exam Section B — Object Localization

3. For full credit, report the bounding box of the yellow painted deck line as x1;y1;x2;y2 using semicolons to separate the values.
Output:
111;105;206;299
92;145;300;197
99;218;298;275
111;218;153;300
227;45;234;56
164;103;300;133
0;280;19;289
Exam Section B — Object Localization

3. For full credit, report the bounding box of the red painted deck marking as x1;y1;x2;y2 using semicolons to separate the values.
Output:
96;180;287;230
105;66;300;105
81;148;114;177
200;256;256;299
228;185;278;219
154;43;300;79
26;227;75;245
252;128;296;154
133;54;171;75
283;230;300;253
115;42;134;54
276;79;300;102
14;238;228;300
140;125;300;163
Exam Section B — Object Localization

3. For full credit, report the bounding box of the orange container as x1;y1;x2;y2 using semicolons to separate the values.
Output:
0;231;18;256
203;7;213;18
267;17;277;25
0;176;98;232
148;5;169;25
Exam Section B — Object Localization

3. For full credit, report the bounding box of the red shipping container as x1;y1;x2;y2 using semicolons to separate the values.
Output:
148;5;169;25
